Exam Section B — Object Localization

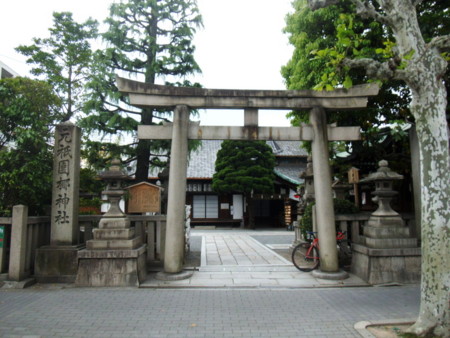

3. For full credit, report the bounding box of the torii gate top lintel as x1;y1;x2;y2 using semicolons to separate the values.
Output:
116;76;379;111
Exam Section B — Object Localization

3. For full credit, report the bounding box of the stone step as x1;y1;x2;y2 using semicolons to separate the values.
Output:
365;237;418;249
199;264;298;273
98;217;131;229
86;237;142;250
93;228;135;240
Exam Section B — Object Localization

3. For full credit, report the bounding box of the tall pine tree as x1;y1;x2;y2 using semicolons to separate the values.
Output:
16;12;98;122
81;0;202;179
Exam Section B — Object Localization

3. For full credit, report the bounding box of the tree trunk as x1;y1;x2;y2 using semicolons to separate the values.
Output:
307;0;450;333
135;108;153;182
247;195;255;229
407;76;450;337
386;2;450;334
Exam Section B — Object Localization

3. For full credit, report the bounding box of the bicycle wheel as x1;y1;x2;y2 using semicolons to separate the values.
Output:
291;242;320;272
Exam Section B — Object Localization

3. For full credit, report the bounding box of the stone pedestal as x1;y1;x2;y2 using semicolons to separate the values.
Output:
351;160;421;284
75;160;146;287
35;245;84;283
76;246;146;287
75;218;146;286
351;244;421;284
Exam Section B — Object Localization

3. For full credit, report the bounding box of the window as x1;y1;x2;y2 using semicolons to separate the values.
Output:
193;195;218;218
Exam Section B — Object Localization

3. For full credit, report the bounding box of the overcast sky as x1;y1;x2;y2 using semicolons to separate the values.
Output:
0;0;294;126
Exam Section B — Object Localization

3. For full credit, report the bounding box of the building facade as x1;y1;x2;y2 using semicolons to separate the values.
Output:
151;140;307;228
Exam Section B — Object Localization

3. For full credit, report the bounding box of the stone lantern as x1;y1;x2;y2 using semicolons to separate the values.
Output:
361;160;404;227
300;156;315;203
99;159;129;219
292;156;315;246
351;160;420;285
76;159;147;287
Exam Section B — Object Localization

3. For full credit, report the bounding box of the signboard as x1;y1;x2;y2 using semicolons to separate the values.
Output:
348;167;360;184
0;225;4;248
127;182;162;213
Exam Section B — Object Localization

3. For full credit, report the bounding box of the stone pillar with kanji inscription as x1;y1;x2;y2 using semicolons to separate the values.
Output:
50;122;81;245
35;122;83;283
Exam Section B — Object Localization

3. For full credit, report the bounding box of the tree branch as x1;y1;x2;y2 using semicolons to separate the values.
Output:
429;34;450;53
153;116;172;123
342;57;414;84
350;0;393;26
307;0;339;10
308;0;392;26
341;58;394;80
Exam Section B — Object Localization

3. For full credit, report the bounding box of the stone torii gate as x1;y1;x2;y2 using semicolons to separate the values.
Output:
117;77;379;279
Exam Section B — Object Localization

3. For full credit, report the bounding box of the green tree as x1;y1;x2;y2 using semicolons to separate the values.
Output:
81;0;202;180
307;0;450;335
282;1;449;177
16;12;98;122
0;77;61;216
282;0;412;165
212;141;276;228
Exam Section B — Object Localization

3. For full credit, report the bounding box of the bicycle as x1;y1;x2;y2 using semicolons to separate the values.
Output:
291;231;349;272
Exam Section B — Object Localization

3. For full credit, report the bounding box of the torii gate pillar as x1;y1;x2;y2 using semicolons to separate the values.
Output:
310;107;346;278
156;105;193;279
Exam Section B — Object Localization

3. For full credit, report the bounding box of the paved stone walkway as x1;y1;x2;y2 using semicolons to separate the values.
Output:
142;230;368;288
202;233;289;266
0;285;420;337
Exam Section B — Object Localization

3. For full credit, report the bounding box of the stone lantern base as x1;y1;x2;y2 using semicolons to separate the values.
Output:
75;246;146;287
75;216;147;287
351;213;421;284
351;244;421;284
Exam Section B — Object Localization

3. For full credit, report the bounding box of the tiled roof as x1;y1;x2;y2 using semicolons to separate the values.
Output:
267;140;308;157
187;140;222;179
274;162;306;185
149;140;307;182
187;140;307;181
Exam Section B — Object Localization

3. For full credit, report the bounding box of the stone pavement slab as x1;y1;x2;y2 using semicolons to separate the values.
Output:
0;285;420;337
143;230;368;288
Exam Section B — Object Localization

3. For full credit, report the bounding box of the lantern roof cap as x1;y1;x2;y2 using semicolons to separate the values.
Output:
360;160;403;182
99;159;129;180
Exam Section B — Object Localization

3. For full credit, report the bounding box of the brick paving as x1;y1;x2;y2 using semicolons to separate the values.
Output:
0;285;419;337
0;230;420;337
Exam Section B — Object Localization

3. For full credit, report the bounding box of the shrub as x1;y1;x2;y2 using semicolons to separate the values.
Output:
79;197;102;215
299;198;359;239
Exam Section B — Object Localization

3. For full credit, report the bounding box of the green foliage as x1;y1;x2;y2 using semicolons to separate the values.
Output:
282;0;432;173
79;168;104;196
283;0;449;124
81;0;203;180
79;197;102;215
300;199;358;239
16;12;98;122
0;78;61;216
212;141;276;195
282;0;410;119
286;0;449;176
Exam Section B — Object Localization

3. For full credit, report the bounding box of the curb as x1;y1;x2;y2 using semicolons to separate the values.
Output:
354;318;415;337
